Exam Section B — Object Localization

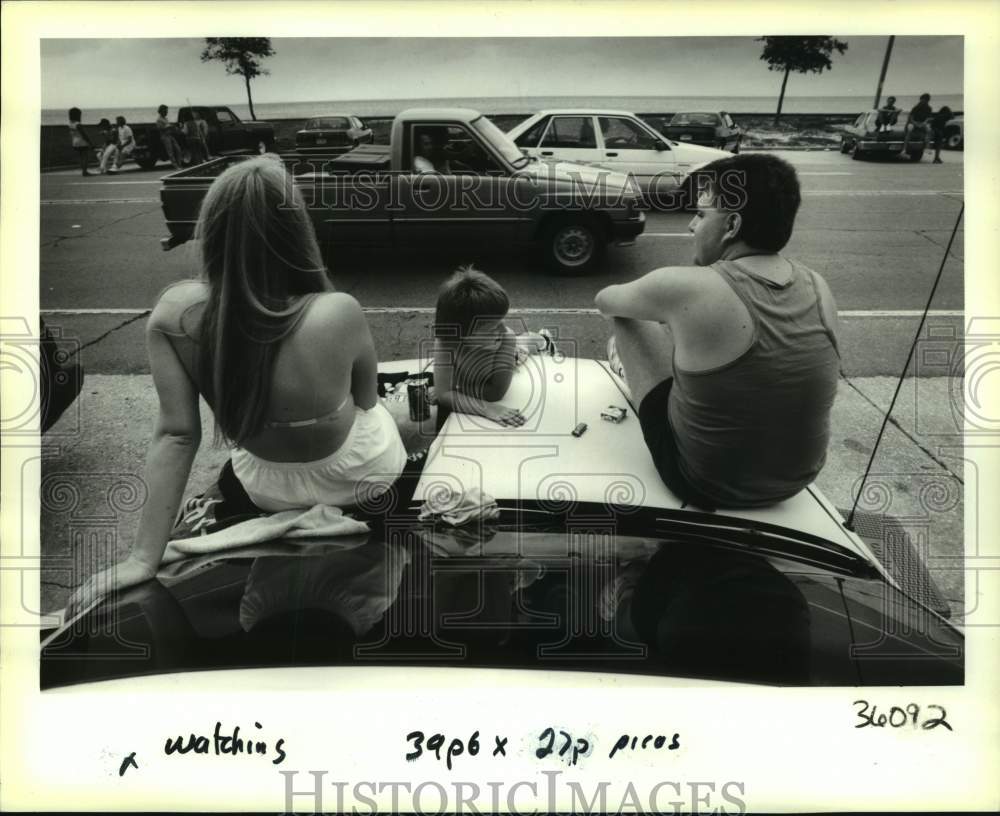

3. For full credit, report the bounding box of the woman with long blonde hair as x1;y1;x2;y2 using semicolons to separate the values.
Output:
69;157;405;609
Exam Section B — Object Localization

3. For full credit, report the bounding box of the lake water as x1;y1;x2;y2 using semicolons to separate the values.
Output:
43;94;964;125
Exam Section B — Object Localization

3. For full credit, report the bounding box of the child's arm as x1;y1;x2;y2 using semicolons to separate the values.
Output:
479;326;517;402
433;338;525;427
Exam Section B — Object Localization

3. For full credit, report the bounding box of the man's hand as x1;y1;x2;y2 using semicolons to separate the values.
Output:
65;556;158;618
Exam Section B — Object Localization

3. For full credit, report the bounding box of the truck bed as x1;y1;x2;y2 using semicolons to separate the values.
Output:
162;145;392;182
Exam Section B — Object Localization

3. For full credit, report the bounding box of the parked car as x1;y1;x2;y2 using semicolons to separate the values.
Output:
840;110;926;161
507;109;731;205
130;105;275;170
41;356;962;690
662;111;743;152
943;115;964;150
295;114;374;153
158;108;646;274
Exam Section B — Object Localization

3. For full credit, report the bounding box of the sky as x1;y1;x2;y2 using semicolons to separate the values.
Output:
41;35;962;109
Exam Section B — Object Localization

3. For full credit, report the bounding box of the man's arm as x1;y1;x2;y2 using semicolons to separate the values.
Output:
594;267;698;321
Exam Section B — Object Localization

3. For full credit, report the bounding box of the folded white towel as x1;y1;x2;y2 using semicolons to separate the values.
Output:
418;486;500;526
162;504;370;564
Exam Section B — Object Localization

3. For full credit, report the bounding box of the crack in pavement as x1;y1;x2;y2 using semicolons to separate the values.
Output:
840;373;964;484
42;206;158;249
65;311;152;360
914;228;964;260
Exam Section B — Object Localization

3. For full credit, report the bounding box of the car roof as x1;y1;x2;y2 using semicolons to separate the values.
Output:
392;357;876;562
397;107;484;121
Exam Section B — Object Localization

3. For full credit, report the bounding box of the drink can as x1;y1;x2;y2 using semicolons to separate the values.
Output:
407;378;430;421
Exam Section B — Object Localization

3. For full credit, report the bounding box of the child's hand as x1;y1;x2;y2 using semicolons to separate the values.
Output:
482;404;526;427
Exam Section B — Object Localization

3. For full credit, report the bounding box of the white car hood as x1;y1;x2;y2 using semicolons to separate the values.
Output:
519;158;637;195
667;140;734;167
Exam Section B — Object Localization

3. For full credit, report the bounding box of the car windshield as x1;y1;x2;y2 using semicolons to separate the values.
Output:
471;115;531;167
307;117;351;130
670;113;720;126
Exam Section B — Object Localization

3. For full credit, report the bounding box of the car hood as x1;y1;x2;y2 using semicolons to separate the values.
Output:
518;159;639;197
667;140;733;166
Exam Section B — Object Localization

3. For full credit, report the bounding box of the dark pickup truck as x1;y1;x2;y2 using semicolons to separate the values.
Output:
159;107;645;274
131;105;275;170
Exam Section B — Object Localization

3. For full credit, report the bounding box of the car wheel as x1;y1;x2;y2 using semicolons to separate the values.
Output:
908;147;924;162
541;215;605;275
839;137;851;154
945;128;963;150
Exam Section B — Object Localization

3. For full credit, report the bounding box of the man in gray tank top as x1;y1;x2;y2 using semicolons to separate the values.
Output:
595;154;840;510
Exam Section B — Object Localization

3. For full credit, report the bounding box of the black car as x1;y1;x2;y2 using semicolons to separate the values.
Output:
295;114;374;153
41;358;961;690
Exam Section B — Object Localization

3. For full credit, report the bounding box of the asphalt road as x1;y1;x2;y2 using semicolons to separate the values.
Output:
38;149;964;375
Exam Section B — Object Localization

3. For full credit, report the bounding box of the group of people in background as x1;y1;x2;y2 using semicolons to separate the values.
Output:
876;92;954;163
67;104;210;176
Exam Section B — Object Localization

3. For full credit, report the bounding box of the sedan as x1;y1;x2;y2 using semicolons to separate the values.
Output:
507;109;732;204
295;114;373;153
662;111;743;152
840;109;926;161
42;356;961;690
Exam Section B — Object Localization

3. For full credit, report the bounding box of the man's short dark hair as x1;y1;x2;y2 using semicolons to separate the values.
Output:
434;265;509;339
694;154;801;253
116;115;126;125
68;107;81;122
920;93;931;102
158;104;168;115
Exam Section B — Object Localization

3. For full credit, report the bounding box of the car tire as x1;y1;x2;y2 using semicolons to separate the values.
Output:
908;148;924;162
839;137;851;154
541;215;606;275
945;128;963;150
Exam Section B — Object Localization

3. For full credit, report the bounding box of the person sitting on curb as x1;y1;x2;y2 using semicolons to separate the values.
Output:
113;116;136;170
595;154;841;510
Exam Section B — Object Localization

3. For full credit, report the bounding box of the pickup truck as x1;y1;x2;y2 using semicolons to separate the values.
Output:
158;108;646;274
132;105;275;170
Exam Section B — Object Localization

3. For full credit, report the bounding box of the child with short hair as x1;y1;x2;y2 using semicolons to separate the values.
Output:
433;266;547;429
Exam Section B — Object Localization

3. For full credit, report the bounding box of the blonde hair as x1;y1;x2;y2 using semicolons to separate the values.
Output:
195;156;333;443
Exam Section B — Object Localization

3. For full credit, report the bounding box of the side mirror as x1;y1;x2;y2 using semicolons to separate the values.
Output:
655;140;670;152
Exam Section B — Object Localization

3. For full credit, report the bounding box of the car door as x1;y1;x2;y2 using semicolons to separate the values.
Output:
534;115;604;165
596;115;678;191
213;108;241;152
393;123;528;246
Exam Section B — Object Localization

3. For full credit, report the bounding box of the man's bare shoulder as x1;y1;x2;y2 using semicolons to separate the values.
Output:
645;264;725;295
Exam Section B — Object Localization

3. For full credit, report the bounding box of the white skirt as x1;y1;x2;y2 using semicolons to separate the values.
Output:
231;404;407;512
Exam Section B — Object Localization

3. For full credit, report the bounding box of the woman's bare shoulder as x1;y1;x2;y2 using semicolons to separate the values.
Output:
149;279;208;333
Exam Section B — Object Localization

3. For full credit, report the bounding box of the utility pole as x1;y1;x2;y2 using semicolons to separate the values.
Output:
873;35;895;109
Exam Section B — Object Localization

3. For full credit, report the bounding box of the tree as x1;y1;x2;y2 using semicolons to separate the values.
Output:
200;38;275;121
758;36;848;124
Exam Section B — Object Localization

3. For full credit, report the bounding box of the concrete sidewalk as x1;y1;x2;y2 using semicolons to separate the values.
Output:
38;370;965;618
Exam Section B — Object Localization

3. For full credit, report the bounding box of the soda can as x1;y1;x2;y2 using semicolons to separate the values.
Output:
407;377;430;421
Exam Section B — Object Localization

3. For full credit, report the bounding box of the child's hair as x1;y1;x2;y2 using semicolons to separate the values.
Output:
434;265;509;339
98;118;111;128
68;107;81;122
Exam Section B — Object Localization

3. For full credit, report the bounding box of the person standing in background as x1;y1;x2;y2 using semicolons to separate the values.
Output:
183;109;210;165
68;107;93;176
156;104;182;169
928;105;953;164
113;116;136;170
